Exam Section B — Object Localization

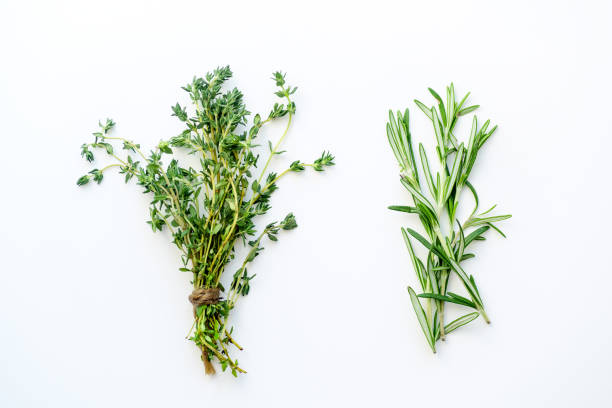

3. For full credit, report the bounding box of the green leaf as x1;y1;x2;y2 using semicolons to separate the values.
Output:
425;253;439;295
281;213;297;230
417;292;476;309
438;101;447;126
290;160;305;172
428;88;442;103
401;229;426;290
414;258;427;292
81;144;94;162
171;103;187;121
388;205;418;213
443;144;464;202
100;118;115;132
461;253;475;261
447;258;482;305
76;175;90;186
211;222;222;235
400;177;436;215
469;275;481;300
313;151;335;171
464;226;489;247
456;221;466;260
447;292;476;307
89;169;103;184
407;286;436;353
403;227;449;264
465;180;479;218
414;99;433;120
478;125;498;148
272;71;285;86
466;214;512;228
487;222;508;238
158;141;173;154
457;105;479;116
443;312;480;335
419;143;437;199
431;108;445;155
456;92;471;111
480;204;497;216
445;84;454;126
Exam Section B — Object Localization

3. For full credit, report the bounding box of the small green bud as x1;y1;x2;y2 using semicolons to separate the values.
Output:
76;175;90;186
281;213;297;230
290;160;305;172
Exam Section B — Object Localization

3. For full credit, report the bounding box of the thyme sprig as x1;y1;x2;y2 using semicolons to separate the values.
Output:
77;67;334;375
387;84;510;352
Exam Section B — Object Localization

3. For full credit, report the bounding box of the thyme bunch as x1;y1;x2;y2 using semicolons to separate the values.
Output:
387;84;510;352
77;66;334;375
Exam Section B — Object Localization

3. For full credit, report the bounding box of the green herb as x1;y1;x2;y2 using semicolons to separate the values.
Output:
386;84;510;352
77;66;334;375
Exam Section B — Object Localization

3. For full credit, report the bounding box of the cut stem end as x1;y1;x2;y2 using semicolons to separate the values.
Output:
202;349;216;375
480;310;491;324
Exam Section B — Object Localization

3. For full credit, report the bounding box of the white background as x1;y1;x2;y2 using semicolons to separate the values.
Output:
1;0;611;406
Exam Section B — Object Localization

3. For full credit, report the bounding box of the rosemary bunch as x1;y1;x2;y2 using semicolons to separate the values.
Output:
77;66;334;375
386;84;510;352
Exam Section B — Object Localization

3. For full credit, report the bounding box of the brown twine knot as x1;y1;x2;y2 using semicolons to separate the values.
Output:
189;287;221;375
188;287;221;316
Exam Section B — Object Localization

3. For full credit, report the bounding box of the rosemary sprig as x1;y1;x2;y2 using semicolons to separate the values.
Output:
387;84;510;352
77;66;334;375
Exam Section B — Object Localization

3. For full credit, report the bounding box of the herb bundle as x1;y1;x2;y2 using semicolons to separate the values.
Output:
386;85;510;352
77;66;334;375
